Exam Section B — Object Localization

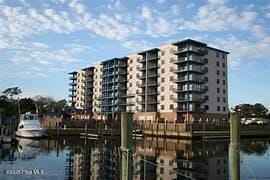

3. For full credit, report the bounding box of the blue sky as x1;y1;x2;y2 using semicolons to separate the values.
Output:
0;0;269;108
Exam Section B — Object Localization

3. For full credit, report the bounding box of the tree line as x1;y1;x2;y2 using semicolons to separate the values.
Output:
0;87;71;124
232;103;270;119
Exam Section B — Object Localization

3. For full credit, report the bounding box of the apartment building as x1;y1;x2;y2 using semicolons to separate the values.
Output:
68;39;229;123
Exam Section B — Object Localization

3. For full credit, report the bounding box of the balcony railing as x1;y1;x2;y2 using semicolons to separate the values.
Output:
69;76;77;80
173;107;206;112
171;97;207;103
174;46;208;55
68;88;76;92
138;100;159;104
138;82;158;87
172;86;208;93
69;82;77;86
138;56;159;63
137;64;160;71
173;77;205;84
171;56;206;65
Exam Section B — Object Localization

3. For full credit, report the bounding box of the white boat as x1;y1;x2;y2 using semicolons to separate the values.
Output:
15;112;44;138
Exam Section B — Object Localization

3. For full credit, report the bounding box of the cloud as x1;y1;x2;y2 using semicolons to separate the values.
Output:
157;0;166;4
122;40;152;51
212;36;270;69
141;6;152;20
184;0;260;33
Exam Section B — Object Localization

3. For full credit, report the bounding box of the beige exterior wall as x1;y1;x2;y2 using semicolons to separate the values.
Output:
127;54;142;113
75;69;85;109
93;64;102;119
158;44;178;113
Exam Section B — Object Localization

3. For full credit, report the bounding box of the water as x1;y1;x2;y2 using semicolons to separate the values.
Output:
0;137;269;180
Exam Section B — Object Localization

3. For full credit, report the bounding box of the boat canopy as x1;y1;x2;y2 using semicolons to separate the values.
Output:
20;114;38;120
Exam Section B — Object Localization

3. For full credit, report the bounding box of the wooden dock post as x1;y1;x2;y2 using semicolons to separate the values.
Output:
229;112;240;180
121;112;133;180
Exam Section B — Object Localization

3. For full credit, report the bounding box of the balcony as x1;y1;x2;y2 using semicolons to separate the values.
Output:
173;77;205;84
138;100;159;104
68;94;76;98
138;56;159;63
174;46;208;55
68;88;76;92
171;97;207;103
117;78;128;83
173;66;206;74
137;73;158;79
138;90;159;96
174;107;206;113
173;86;208;93
69;76;77;80
137;64;160;71
138;82;158;87
69;82;77;86
171;56;206;65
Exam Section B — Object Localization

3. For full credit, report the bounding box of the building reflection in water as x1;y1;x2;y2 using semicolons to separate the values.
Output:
134;138;229;180
0;137;269;180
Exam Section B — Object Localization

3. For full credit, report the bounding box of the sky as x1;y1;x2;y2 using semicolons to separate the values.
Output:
0;0;269;108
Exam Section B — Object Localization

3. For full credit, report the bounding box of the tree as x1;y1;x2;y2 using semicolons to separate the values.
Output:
19;98;36;114
233;103;269;118
2;87;22;99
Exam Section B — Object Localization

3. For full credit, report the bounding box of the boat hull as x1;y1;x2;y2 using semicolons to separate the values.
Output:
16;129;44;138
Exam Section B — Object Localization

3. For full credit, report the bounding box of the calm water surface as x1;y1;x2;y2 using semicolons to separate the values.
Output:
0;136;270;180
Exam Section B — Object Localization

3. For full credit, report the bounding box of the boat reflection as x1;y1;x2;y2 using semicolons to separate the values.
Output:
16;138;41;160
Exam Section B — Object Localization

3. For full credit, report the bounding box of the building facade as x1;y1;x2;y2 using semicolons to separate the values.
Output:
68;39;229;123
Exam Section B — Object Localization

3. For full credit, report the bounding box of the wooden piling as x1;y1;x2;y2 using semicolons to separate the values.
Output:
121;112;133;180
229;112;240;180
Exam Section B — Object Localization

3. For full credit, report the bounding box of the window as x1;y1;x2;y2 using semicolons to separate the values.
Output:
223;97;226;103
160;167;164;174
161;50;165;56
217;106;220;111
161;86;164;91
161;60;165;64
130;59;133;63
170;104;174;110
223;80;226;85
223;89;226;94
161;96;164;100
222;54;225;59
130;67;133;71
217;97;220;102
217;79;220;84
170;76;174;81
161;105;164;110
205;105;209;110
205;95;209;101
217;88;220;93
129;75;132;79
161;77;165;82
216;61;220;66
222;62;225;68
161;69;165;73
223;71;226;76
216;52;219;58
204;77;208;82
223;106;226;111
129;83;132;87
217;70;220;75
